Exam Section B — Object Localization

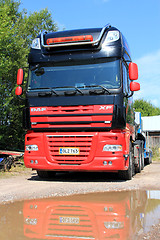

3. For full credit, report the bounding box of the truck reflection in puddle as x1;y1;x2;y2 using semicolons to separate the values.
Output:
0;190;160;240
22;191;148;240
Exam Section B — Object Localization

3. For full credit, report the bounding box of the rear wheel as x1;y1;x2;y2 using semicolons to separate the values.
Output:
141;150;144;170
37;170;56;179
145;157;150;165
135;142;144;173
149;154;152;164
135;151;141;173
145;154;152;165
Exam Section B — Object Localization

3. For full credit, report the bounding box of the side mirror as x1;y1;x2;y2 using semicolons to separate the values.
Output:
15;86;23;95
16;68;23;96
130;81;140;92
129;62;138;80
17;68;24;85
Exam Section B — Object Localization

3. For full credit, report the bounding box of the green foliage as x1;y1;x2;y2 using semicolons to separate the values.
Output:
133;99;160;117
0;0;58;150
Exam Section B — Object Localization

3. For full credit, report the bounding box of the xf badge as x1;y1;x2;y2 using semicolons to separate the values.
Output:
99;106;112;110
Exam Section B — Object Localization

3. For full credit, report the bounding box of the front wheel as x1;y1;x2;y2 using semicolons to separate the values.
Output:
37;170;56;179
135;151;141;173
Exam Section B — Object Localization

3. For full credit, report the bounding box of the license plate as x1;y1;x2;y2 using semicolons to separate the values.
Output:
59;216;80;225
59;147;80;155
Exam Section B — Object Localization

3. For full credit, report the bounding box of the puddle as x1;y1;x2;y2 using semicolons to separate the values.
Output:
0;190;160;240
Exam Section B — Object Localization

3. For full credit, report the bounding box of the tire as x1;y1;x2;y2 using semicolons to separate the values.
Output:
145;150;152;165
149;155;152;164
135;151;141;173
119;142;134;180
141;150;144;170
144;157;150;165
1;157;7;171
37;170;56;179
135;142;145;173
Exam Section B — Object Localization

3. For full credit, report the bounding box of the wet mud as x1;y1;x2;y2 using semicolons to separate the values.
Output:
0;190;160;240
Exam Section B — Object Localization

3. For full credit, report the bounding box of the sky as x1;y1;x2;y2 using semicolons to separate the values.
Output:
19;0;160;107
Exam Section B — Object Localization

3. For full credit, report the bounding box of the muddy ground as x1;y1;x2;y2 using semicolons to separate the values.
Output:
0;162;160;239
0;162;160;204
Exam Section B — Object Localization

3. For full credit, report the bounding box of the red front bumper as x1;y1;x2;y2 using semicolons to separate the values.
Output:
24;130;130;172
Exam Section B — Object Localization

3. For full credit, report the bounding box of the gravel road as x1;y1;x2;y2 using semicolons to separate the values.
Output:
0;162;160;204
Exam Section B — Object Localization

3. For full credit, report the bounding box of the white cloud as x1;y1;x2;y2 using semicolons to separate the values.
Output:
134;49;160;108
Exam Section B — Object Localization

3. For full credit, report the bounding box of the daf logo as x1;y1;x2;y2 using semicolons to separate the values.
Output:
31;107;46;112
99;106;112;110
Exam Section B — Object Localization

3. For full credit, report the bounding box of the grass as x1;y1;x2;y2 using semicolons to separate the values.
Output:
0;158;31;178
151;146;160;162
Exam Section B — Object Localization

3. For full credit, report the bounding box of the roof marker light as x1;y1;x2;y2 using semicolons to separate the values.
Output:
46;35;93;45
103;31;120;46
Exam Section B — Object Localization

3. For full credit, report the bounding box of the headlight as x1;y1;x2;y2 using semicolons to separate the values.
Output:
26;145;38;151
25;218;37;225
103;145;122;152
31;38;41;49
104;221;124;229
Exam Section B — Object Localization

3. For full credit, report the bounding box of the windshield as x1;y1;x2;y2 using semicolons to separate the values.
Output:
27;59;121;91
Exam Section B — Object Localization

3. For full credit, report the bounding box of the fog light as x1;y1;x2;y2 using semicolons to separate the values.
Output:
30;160;34;164
103;161;107;166
35;160;38;164
108;161;112;165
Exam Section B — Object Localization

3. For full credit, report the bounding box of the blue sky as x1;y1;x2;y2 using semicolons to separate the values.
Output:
20;0;160;107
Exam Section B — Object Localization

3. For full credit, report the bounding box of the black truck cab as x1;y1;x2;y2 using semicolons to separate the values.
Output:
19;24;139;132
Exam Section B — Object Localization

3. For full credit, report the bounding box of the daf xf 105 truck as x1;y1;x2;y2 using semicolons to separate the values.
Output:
16;24;142;180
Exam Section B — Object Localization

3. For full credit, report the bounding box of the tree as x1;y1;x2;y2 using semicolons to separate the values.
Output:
0;0;58;150
133;99;160;116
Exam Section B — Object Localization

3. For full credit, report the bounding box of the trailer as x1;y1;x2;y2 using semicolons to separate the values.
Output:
15;24;144;180
135;112;152;168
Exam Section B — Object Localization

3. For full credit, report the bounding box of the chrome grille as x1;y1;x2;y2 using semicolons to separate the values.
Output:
47;135;93;165
46;205;96;239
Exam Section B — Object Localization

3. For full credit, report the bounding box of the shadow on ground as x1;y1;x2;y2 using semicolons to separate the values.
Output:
28;171;124;183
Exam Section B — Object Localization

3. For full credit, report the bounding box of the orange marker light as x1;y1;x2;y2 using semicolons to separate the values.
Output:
46;35;93;45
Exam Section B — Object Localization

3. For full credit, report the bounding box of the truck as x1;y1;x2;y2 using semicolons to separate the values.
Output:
15;24;142;180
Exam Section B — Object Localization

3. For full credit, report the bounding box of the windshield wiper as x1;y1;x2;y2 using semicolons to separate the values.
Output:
51;88;59;96
28;87;59;96
53;86;84;96
74;86;84;95
86;85;111;95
